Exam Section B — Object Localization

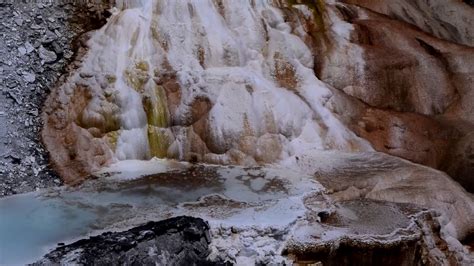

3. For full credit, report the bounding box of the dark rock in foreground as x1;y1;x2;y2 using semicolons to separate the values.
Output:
33;216;218;266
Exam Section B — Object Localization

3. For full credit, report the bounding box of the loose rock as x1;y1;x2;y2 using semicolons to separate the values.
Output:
0;1;111;197
38;45;57;64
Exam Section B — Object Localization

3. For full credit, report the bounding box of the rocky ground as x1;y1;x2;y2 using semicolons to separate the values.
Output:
0;1;109;196
33;216;221;265
30;198;470;265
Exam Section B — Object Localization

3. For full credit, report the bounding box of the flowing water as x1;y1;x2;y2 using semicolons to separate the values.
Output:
4;2;369;264
5;0;473;264
43;0;372;181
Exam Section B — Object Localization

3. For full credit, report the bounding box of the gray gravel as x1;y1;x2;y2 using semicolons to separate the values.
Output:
0;1;110;197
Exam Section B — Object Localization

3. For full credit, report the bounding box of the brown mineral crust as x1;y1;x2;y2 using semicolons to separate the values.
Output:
309;2;474;191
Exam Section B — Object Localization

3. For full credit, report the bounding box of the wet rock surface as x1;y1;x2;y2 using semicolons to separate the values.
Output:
286;200;422;266
40;0;375;185
0;2;109;196
29;196;472;265
343;0;474;47
311;1;474;192
286;200;469;265
33;216;219;265
0;159;471;264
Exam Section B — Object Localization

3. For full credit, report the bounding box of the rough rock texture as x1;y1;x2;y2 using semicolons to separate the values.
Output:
287;151;474;241
28;1;474;262
343;0;474;47
39;1;474;193
305;1;474;192
41;0;374;185
33;216;218;265
1;1;472;264
285;200;464;266
0;1;110;196
32;207;467;265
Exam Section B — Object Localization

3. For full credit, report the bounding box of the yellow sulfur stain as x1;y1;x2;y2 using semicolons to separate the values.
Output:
143;84;169;127
147;125;170;158
142;83;170;158
124;60;150;93
104;130;121;151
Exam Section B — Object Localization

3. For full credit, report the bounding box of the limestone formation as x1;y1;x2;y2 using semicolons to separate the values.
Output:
306;1;474;192
41;1;474;192
36;1;474;263
42;0;374;184
343;0;474;47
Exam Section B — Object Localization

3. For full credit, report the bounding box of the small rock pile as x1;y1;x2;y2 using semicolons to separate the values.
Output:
0;1;110;196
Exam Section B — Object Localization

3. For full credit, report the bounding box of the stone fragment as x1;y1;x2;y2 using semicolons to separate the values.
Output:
34;217;213;265
23;72;35;83
40;30;57;44
38;46;57;64
18;46;26;56
30;24;41;30
51;42;63;55
24;42;34;54
14;18;23;26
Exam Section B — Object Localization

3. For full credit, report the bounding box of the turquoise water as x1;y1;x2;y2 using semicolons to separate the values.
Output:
0;193;97;265
0;183;219;265
0;164;312;265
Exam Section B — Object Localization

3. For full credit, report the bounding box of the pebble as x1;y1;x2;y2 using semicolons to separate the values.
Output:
51;42;63;55
14;18;23;26
25;42;35;54
18;46;27;55
30;23;41;30
41;30;57;44
23;72;36;83
38;45;57;64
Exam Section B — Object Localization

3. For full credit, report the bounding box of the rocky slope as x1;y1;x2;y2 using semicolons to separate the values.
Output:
0;1;110;196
